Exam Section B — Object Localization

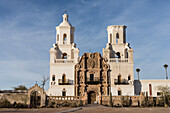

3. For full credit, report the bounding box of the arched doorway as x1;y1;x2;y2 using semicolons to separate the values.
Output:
88;91;96;104
30;90;41;108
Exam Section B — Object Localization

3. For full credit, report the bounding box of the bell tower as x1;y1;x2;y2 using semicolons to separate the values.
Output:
103;25;134;96
56;14;75;45
47;14;79;96
107;25;126;44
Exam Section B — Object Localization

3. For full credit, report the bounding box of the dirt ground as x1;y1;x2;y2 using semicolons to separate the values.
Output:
0;104;170;113
70;104;170;113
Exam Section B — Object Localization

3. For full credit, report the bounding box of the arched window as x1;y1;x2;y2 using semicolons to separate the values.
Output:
52;75;55;81
90;74;94;81
128;75;131;80
110;34;112;43
62;88;66;96
62;53;67;59
118;75;121;83
116;33;119;44
118;90;121;95
62;74;66;83
116;52;121;58
63;34;67;44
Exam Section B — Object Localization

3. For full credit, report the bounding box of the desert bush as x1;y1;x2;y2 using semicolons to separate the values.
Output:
121;96;131;107
15;103;28;108
47;102;55;108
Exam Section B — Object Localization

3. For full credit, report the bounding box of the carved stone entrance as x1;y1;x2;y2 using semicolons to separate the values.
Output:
88;91;96;104
75;52;110;104
28;84;46;107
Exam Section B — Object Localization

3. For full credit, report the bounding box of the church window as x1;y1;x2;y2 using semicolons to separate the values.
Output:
62;74;66;83
116;52;121;58
90;74;94;81
110;34;112;43
116;33;119;44
63;34;67;44
128;76;131;80
62;91;66;96
52;75;55;81
62;88;66;96
57;34;59;41
118;75;121;83
125;49;128;58
118;90;121;95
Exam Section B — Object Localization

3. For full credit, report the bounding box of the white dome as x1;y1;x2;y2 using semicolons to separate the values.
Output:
59;21;72;26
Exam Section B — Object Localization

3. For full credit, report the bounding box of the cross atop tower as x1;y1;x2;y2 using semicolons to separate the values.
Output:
64;10;67;14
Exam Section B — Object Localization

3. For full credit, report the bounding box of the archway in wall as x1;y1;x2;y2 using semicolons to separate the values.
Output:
28;84;46;107
88;91;96;104
30;90;41;108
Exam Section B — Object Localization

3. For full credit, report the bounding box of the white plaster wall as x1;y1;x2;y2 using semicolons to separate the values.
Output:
50;63;75;86
109;63;134;83
46;85;74;96
111;85;134;96
134;79;170;97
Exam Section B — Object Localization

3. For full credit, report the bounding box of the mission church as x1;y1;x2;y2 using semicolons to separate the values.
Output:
1;13;170;106
46;14;170;104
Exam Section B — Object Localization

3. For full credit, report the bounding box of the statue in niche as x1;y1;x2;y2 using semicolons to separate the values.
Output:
102;87;106;95
79;87;84;96
79;72;84;84
102;72;106;83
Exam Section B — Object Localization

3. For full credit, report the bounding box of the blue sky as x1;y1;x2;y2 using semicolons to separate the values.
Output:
0;0;170;90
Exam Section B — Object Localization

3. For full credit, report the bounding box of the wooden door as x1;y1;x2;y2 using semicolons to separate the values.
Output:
88;91;96;104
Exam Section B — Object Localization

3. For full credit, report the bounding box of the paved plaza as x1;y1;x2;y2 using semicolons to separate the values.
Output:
1;104;170;113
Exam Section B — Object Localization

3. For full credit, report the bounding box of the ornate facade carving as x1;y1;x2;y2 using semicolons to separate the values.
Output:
75;52;110;97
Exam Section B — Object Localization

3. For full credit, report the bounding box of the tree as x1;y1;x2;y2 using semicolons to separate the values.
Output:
163;64;168;79
136;68;140;80
13;85;27;90
157;85;170;106
41;76;49;90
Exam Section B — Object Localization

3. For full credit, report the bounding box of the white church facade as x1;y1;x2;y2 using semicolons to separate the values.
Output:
46;14;170;102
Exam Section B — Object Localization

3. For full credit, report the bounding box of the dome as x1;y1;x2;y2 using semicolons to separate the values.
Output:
59;21;72;26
